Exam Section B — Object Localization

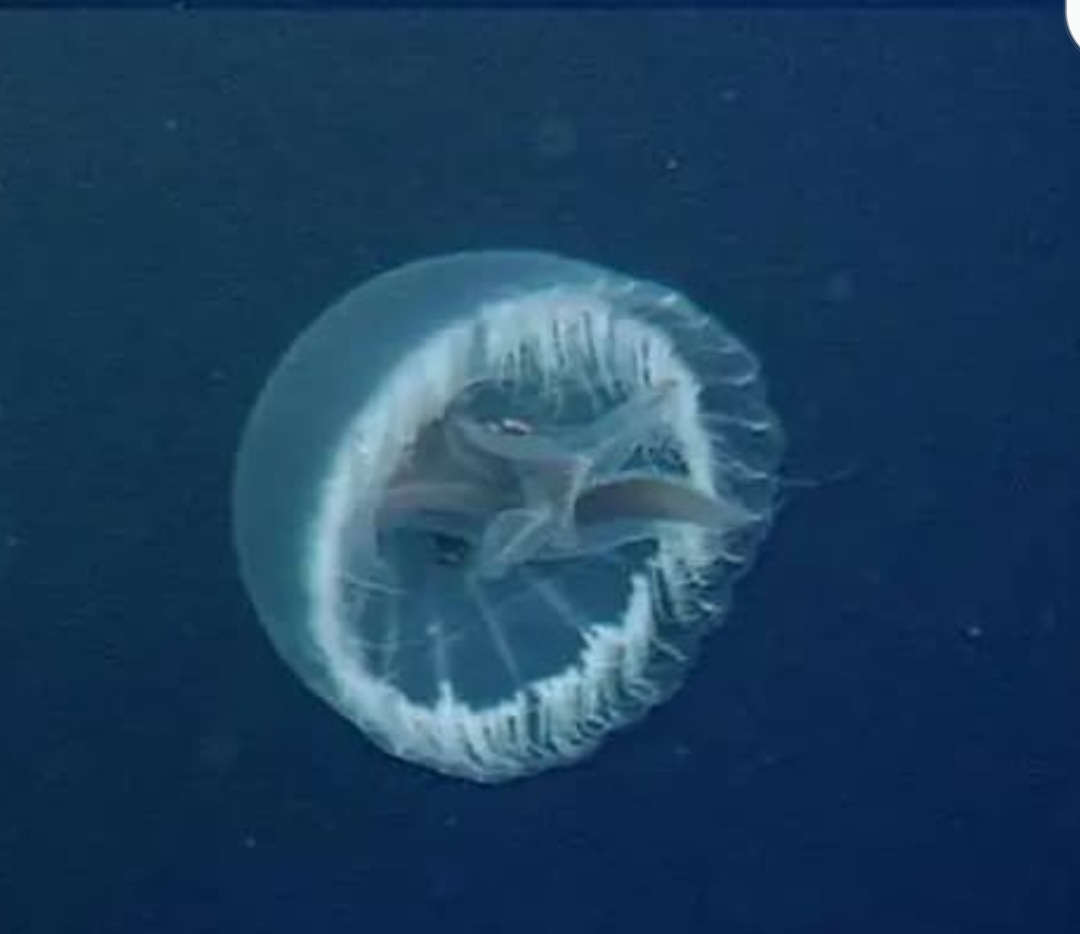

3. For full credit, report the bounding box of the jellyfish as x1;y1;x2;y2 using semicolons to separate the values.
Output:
232;251;783;783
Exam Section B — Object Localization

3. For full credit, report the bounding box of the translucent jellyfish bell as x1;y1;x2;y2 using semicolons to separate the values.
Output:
232;251;783;783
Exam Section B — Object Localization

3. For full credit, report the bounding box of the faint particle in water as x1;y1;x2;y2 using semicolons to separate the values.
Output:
671;741;693;761
532;114;578;162
823;268;856;304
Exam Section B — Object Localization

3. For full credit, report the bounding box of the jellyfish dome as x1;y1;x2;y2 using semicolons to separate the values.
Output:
232;251;783;783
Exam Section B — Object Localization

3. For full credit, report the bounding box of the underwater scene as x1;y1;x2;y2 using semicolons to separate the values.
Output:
0;11;1077;934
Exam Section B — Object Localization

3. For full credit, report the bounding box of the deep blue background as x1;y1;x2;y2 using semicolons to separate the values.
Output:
0;11;1077;934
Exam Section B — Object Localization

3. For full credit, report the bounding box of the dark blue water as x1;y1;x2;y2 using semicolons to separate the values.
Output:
1;13;1077;934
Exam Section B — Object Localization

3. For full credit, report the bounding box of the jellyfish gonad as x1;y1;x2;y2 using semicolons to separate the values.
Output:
377;378;755;580
232;251;783;783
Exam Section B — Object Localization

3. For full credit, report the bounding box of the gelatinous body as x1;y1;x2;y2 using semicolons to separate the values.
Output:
233;251;783;782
